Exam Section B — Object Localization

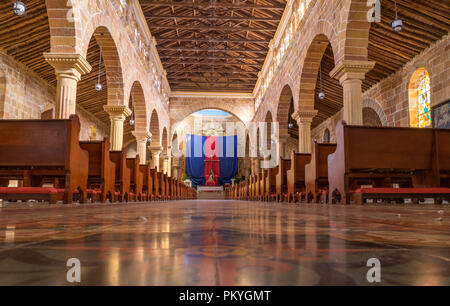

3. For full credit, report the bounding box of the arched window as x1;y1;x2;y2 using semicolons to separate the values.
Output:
409;69;432;128
323;128;330;143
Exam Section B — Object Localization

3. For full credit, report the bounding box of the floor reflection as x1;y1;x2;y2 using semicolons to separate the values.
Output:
0;201;449;285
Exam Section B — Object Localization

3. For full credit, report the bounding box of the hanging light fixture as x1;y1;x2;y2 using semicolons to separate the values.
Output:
13;1;26;17
392;0;403;32
318;60;325;100
95;40;103;91
129;87;135;126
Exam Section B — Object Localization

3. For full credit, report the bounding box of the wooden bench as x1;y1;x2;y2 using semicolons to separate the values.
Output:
351;188;450;205
149;168;158;201
264;166;278;201
127;156;143;201
328;120;450;204
139;164;153;201
109;149;131;202
79;138;116;203
286;152;311;203
305;142;337;203
276;157;291;202
155;172;165;201
0;115;89;204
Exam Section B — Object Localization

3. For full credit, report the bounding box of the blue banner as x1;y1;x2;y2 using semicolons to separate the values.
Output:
185;135;238;188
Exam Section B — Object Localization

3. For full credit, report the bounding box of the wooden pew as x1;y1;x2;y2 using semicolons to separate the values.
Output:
258;170;267;201
139;164;153;201
305;142;337;203
168;177;174;200
286;152;311;203
264;166;278;201
109;149;131;202
164;173;169;200
155;172;165;200
79;138;116;203
126;156;143;201
0;115;89;204
276;157;291;202
328;120;450;204
150;168;158;201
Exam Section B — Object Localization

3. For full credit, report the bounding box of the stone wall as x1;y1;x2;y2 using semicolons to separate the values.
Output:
0;51;109;141
0;52;54;119
169;96;255;128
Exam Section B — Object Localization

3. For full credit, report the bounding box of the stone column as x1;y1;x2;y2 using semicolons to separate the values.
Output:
44;53;92;119
132;131;151;165
330;60;375;125
150;146;162;171
103;105;132;151
166;146;172;177
162;153;170;175
292;109;318;154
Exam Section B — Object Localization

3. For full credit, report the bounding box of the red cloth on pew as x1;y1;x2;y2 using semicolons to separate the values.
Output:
351;188;450;194
0;187;61;194
87;189;102;195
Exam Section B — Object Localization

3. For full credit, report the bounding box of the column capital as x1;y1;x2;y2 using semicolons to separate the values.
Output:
292;109;318;124
150;146;163;154
103;105;132;119
329;60;376;84
132;131;151;142
44;53;92;81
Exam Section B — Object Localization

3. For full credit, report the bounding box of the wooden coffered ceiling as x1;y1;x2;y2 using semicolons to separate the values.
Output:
139;0;287;92
0;0;54;85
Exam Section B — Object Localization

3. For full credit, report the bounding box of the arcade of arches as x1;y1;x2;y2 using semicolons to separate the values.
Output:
0;0;449;286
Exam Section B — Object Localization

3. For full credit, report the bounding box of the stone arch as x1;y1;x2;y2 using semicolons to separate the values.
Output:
170;100;252;125
161;126;169;151
83;26;124;107
276;84;294;140
363;107;382;127
46;0;80;54
128;81;148;133
363;98;387;126
298;33;335;111
408;68;432;128
340;0;371;62
150;109;161;147
76;32;108;124
160;127;168;170
0;69;5;119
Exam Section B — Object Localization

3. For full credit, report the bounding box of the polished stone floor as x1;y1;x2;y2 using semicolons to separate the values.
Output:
0;200;449;286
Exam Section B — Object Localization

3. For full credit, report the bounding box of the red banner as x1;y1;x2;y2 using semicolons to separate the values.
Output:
204;136;220;186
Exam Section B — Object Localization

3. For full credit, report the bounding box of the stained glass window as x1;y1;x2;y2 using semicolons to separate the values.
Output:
417;71;431;128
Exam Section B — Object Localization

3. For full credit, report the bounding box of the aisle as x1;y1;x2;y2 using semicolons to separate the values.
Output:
0;201;449;285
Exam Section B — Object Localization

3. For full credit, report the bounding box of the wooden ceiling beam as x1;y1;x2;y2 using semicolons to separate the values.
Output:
149;25;277;32
155;37;270;43
157;47;268;53
168;76;258;80
140;1;286;10
146;15;281;22
166;69;259;74
159;55;266;60
165;61;262;67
